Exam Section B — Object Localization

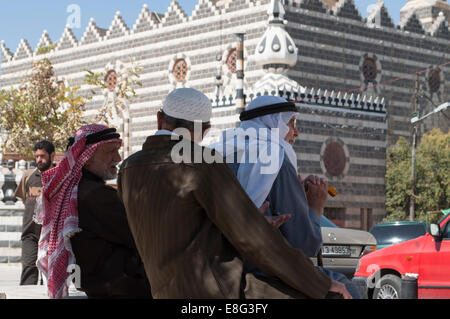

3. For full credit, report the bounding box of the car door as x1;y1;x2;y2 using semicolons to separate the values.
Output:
418;217;450;299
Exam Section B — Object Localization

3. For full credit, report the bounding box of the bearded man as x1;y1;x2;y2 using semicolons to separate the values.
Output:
35;125;150;299
15;140;55;285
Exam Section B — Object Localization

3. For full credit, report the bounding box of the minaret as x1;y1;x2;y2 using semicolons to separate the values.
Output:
252;0;303;94
400;0;450;31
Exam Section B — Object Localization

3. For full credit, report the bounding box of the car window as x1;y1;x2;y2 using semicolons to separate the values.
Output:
443;221;450;239
321;216;338;228
370;224;426;246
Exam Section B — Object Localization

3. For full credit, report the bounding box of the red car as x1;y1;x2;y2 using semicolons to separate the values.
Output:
353;213;450;299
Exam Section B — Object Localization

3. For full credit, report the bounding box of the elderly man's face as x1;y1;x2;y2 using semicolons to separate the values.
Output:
285;116;299;146
85;142;122;180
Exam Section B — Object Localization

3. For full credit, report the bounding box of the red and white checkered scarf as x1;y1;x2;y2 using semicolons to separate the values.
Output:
35;124;122;299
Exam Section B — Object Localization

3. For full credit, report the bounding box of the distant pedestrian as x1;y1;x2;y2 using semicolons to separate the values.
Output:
15;140;55;285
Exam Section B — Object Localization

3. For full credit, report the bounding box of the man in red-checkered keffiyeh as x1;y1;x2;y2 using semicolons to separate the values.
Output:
35;124;123;299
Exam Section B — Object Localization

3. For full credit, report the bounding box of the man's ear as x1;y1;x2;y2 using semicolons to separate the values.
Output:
202;124;212;138
157;111;163;130
50;152;56;162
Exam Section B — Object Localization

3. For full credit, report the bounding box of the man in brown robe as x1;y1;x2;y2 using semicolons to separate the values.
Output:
118;88;351;299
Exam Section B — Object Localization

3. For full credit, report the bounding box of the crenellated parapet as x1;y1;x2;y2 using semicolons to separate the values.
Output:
1;40;13;63
132;4;162;33
1;0;448;65
330;0;363;22
105;11;130;40
13;39;33;61
365;0;395;29
80;18;107;45
55;26;79;52
161;0;189;27
430;11;449;38
35;30;53;55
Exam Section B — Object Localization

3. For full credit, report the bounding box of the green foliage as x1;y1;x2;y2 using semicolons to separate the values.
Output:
0;59;88;157
84;59;142;126
36;43;57;55
385;129;450;222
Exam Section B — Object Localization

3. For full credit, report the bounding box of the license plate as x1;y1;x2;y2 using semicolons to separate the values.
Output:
322;245;351;257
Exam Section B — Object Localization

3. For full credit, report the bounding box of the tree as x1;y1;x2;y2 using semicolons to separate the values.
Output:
0;58;88;158
84;59;142;126
84;59;142;158
385;129;449;222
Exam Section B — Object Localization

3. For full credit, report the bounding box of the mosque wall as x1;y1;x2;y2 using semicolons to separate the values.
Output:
0;0;449;233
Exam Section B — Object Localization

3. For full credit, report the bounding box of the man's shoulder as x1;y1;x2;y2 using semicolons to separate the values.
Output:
122;137;222;169
22;168;37;179
78;176;116;202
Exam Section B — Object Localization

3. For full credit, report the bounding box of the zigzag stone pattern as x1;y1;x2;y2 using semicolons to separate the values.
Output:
106;12;130;40
434;20;449;39
162;1;188;27
36;31;53;52
192;0;219;21
335;0;362;21
300;0;327;14
133;5;161;34
57;28;78;51
14;40;32;61
403;13;426;35
1;41;13;62
225;0;251;13
379;5;395;28
81;19;107;45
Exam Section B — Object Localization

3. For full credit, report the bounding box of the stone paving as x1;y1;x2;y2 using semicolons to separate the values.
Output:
0;264;86;299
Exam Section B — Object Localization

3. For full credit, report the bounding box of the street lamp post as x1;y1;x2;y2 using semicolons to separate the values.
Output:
409;101;449;221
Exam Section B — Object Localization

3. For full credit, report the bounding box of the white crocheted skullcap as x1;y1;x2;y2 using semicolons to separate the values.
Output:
162;88;212;123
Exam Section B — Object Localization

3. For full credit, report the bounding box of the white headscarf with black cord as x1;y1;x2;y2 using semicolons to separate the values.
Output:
211;96;298;207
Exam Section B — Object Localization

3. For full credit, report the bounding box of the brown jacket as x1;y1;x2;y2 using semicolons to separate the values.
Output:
118;135;331;299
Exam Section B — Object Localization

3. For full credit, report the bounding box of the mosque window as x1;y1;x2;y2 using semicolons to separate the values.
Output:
105;70;118;92
226;49;238;74
362;57;377;83
323;142;346;177
173;59;188;82
428;69;441;93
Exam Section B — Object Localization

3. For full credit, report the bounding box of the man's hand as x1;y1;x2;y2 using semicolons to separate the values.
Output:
302;175;328;217
259;202;291;228
329;280;352;299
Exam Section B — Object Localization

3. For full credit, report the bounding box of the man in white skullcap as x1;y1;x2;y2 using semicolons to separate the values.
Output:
118;88;351;299
212;95;359;298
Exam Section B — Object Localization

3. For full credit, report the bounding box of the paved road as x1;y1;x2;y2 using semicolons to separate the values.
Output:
0;264;86;299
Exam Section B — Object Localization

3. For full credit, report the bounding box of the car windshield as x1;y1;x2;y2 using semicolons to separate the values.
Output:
370;224;426;246
321;216;338;228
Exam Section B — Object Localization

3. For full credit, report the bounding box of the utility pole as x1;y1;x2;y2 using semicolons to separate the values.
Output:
410;74;420;221
235;33;245;109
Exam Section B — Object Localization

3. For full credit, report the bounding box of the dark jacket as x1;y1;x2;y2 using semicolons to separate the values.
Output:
70;169;151;298
118;135;331;299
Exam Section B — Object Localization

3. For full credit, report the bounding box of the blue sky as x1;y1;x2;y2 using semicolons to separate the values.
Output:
0;1;426;57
